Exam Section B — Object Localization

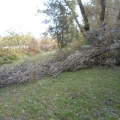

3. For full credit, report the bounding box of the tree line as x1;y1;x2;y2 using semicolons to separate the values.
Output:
39;0;120;49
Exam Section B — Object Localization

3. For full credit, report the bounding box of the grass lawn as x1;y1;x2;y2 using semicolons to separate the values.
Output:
0;67;120;120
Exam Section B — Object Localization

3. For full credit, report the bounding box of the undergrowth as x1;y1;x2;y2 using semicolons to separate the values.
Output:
0;54;19;66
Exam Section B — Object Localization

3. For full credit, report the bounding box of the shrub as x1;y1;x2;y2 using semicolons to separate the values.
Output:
28;37;39;53
67;39;85;51
39;37;57;52
0;54;19;66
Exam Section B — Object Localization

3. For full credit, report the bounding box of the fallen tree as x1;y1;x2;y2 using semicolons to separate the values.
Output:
0;23;120;88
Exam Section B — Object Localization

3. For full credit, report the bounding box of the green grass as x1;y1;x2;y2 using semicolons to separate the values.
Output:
0;50;55;69
26;50;55;63
0;67;120;120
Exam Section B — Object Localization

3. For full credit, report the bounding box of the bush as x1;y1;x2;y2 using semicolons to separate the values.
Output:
39;37;57;52
0;54;19;66
67;38;85;51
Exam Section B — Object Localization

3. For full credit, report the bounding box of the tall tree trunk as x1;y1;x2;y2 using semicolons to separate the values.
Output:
114;0;120;22
100;0;105;26
64;0;85;35
77;0;90;32
117;11;120;21
69;7;85;35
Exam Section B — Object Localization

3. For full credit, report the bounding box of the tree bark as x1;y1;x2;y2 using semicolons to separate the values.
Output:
100;0;106;25
64;0;86;36
114;0;120;22
117;11;120;21
77;0;90;32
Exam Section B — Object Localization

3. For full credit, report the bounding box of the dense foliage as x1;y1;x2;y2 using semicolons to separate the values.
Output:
39;0;120;47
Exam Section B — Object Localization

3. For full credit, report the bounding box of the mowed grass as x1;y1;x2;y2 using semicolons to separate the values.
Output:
0;67;120;120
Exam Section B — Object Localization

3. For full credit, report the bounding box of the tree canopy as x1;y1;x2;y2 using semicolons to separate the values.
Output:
38;0;120;48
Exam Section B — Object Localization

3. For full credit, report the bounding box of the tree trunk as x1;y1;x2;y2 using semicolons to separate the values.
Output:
77;0;90;32
64;0;86;36
69;8;85;35
117;11;120;21
100;0;105;26
114;0;120;22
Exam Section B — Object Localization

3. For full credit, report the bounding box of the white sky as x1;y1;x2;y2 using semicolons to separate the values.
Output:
0;0;89;37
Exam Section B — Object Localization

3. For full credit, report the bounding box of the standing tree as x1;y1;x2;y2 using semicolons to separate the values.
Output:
85;0;119;28
77;0;90;31
117;12;120;21
39;0;80;49
99;0;106;30
39;0;119;49
64;0;90;36
115;0;120;21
